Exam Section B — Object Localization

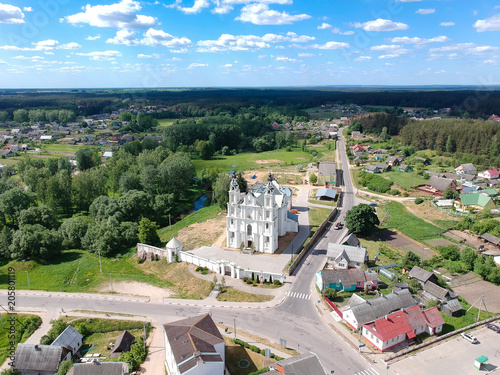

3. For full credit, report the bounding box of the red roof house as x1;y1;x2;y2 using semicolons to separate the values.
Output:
352;144;366;156
478;169;500;180
361;305;444;352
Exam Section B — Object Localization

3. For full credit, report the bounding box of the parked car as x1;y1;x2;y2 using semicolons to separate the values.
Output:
486;323;500;333
334;222;343;230
461;332;478;344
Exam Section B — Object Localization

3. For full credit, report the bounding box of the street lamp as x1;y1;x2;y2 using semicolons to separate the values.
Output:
98;248;102;273
109;273;113;292
25;270;30;290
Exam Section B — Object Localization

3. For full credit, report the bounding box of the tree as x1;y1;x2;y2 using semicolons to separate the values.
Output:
18;206;58;230
81;221;122;256
55;360;73;375
0;226;13;258
401;251;421;270
309;173;318;185
0;111;10;123
236;172;247;192
118;190;153;222
76;148;95;171
45;171;72;214
13;109;28;123
442;187;454;199
89;195;122;222
59;216;90;249
119;337;146;371
214;173;231;209
460;247;478;270
138;218;161;246
380;126;389;141
490;135;500;158
159;152;195;198
445;135;454;153
10;224;62;260
0;188;36;226
72;169;107;212
436;245;460;261
120;111;133;121
344;204;379;235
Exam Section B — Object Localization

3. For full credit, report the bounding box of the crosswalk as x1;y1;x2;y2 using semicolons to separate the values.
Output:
354;367;380;375
286;291;311;300
199;306;211;315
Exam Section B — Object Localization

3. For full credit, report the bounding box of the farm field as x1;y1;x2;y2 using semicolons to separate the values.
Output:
192;149;318;176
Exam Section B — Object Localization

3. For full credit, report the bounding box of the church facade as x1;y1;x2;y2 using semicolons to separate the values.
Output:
226;173;298;254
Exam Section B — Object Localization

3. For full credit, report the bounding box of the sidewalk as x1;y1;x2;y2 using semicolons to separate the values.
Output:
219;325;292;360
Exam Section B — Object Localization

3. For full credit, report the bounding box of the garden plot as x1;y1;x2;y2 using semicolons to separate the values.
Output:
373;229;437;260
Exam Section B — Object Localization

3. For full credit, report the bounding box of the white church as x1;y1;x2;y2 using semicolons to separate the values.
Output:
226;173;299;254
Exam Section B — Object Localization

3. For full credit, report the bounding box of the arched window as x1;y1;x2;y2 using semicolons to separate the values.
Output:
247;224;252;235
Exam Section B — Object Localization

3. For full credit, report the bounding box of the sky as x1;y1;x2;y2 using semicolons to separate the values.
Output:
0;0;500;88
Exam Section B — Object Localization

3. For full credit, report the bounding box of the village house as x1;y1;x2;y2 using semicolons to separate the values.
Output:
414;156;430;165
317;161;337;185
408;266;439;286
226;173;298;253
342;289;417;330
454;193;494;212
315;188;337;201
361;305;445;352
365;164;380;174
385;156;404;166
261;352;326;375
163;314;225;375
327;243;367;268
110;330;135;358
316;269;378;292
478;168;500;180
14;344;65;375
352;144;365;156
50;325;83;361
424;176;456;196
375;163;391;172
455;163;477;175
68;361;130;375
398;164;413;172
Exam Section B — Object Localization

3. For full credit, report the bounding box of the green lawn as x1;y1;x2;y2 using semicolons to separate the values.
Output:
0;249;173;293
387;170;428;188
41;144;92;152
380;201;444;240
158;204;223;242
157;118;177;127
0;314;41;365
308;206;333;235
192;149;317;176
440;298;491;334
359;238;402;266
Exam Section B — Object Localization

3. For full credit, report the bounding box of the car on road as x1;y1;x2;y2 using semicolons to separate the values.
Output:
486;323;500;333
461;332;478;344
334;222;343;230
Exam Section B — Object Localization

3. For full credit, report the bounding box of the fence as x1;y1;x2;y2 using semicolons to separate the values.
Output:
288;194;342;276
431;201;474;218
325;297;343;318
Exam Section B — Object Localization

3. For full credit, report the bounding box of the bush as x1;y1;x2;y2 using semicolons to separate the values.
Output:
246;279;253;284
324;288;337;300
273;280;282;286
415;198;424;205
389;189;401;196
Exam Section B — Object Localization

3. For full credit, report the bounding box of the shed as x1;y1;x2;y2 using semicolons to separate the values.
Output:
51;325;83;358
440;298;463;316
14;344;64;374
110;331;135;358
315;188;337;201
268;352;326;375
408;266;439;285
68;361;130;375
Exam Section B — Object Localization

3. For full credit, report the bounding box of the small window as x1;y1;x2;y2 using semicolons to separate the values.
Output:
266;210;270;219
247;224;252;235
230;219;233;225
266;223;269;229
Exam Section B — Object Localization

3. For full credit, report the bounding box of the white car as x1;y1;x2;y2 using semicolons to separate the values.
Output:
461;332;478;344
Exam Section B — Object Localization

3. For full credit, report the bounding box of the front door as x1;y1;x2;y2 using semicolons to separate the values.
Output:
247;240;252;248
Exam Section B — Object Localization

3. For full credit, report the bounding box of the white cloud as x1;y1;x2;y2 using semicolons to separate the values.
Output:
44;51;54;55
298;53;314;57
23;7;32;12
107;28;192;48
64;0;156;29
415;9;435;15
196;32;313;52
331;27;354;35
178;0;210;14
390;35;450;44
318;22;332;30
61;42;81;50
440;21;455;27
212;3;233;14
86;34;101;41
371;44;408;58
75;50;122;60
310;41;349;49
0;3;24;24
222;63;232;68
138;53;161;58
12;55;29;59
354;56;371;62
235;3;310;25
353;18;408;32
276;56;297;62
142;28;192;48
188;63;208;68
474;14;500;32
430;43;499;54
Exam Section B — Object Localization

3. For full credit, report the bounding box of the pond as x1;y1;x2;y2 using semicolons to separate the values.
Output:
193;195;208;212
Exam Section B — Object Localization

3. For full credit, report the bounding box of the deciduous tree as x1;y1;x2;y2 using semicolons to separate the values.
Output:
344;203;379;235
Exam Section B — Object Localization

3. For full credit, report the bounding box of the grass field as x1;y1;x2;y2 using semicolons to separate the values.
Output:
309;206;333;235
0;314;41;365
192;149;317;176
379;201;444;240
440;298;491;334
224;337;274;375
41;144;98;153
387;170;428;188
217;288;274;303
359;238;402;266
158;204;223;242
0;249;173;293
157;118;177;127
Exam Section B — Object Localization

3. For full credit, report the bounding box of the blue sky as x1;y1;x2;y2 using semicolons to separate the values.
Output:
0;0;500;88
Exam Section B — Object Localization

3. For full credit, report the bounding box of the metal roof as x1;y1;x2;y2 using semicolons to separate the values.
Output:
480;233;500;246
271;352;326;375
327;243;367;265
68;361;129;375
110;331;135;358
315;188;337;199
14;344;63;372
318;161;336;177
408;266;436;283
51;325;83;354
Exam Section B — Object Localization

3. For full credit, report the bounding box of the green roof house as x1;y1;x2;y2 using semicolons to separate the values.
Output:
455;193;494;212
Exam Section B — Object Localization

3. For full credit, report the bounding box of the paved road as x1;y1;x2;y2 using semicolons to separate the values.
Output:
8;130;375;374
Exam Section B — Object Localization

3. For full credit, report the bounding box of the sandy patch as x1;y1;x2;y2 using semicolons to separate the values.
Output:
176;213;226;250
255;159;281;164
243;170;270;183
453;279;500;313
99;281;173;301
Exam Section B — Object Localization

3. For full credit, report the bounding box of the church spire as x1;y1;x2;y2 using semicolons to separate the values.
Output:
230;171;239;192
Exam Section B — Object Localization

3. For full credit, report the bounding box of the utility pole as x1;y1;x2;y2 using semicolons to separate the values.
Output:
98;248;102;273
169;214;172;230
25;270;30;290
290;244;294;264
109;273;113;292
233;318;236;340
